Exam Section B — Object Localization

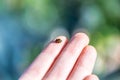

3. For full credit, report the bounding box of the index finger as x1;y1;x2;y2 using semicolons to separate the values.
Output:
19;36;68;80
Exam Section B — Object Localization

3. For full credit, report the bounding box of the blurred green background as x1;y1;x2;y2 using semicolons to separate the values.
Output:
0;0;120;80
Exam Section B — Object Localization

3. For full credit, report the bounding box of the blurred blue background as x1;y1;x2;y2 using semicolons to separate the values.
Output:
0;0;120;80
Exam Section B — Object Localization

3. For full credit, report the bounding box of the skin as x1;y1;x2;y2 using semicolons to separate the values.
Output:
19;33;99;80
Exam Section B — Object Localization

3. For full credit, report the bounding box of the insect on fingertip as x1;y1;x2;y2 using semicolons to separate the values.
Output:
55;38;62;43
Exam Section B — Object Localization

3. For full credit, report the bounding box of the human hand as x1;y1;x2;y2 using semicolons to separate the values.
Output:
19;33;99;80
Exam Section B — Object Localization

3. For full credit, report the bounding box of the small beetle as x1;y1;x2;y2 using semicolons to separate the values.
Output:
55;39;62;43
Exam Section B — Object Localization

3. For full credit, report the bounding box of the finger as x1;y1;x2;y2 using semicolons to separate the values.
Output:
67;45;97;80
43;33;89;80
84;74;99;80
19;36;68;80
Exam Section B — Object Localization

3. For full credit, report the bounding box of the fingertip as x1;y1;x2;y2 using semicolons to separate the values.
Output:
84;74;99;80
74;32;89;44
85;45;97;57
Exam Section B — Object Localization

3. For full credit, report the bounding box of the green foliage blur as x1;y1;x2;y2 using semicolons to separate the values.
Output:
0;0;120;80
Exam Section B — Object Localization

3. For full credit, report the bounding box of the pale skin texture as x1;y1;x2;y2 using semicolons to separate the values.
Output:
19;33;99;80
